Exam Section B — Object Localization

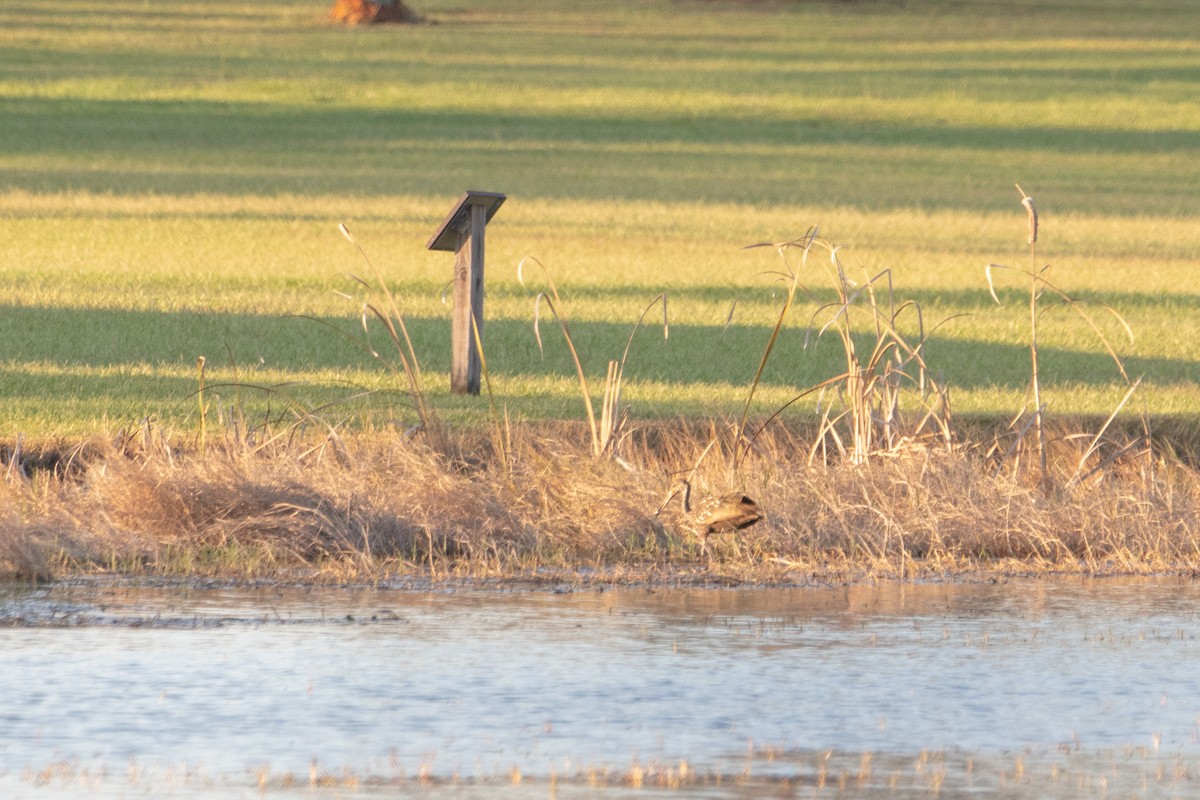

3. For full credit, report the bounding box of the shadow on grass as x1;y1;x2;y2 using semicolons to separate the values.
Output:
0;301;1195;423
2;95;1197;214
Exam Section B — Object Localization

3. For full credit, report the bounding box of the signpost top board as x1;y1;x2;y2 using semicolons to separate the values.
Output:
425;190;507;252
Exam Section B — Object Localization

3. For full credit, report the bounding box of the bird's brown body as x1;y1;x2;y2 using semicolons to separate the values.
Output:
682;481;763;560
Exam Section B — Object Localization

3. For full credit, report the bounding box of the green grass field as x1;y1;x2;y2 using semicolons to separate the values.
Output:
2;0;1199;438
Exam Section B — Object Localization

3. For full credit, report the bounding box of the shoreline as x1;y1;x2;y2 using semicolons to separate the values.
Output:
9;565;1199;594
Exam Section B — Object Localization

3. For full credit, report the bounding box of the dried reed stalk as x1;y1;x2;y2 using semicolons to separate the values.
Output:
741;229;952;469
519;256;666;458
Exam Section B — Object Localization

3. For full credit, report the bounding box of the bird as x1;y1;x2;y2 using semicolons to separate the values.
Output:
679;479;763;562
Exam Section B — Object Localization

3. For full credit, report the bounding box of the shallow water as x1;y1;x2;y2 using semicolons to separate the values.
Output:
2;578;1199;798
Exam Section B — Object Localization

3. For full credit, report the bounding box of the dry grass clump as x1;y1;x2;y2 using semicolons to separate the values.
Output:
11;428;531;582
1;416;1199;584
500;426;659;561
778;427;1200;578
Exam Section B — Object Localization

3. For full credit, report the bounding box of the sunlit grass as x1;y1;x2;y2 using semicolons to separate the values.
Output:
0;0;1198;435
3;191;1200;433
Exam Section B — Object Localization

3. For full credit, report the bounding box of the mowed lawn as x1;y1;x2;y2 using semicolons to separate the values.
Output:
1;0;1198;437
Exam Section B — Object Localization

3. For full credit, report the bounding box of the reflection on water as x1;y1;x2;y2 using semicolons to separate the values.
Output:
1;578;1198;798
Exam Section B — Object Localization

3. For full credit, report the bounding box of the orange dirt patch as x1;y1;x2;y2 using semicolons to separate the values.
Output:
329;0;421;25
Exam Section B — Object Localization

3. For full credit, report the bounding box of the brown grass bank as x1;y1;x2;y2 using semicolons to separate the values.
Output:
2;418;1199;586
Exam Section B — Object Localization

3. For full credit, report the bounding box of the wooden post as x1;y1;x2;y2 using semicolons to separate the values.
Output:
451;204;486;395
426;191;506;395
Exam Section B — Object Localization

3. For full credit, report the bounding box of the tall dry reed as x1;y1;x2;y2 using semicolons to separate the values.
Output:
740;228;953;469
985;183;1141;489
518;256;667;459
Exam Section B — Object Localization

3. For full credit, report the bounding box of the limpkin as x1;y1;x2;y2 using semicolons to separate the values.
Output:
680;479;763;561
